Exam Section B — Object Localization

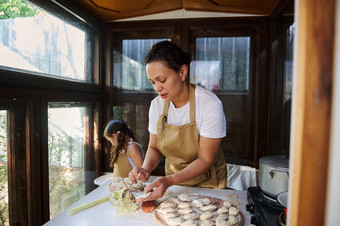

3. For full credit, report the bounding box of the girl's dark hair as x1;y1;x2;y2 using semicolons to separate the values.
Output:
144;41;192;81
103;119;135;167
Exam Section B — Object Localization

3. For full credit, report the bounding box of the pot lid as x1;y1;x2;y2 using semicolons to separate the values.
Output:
259;155;289;169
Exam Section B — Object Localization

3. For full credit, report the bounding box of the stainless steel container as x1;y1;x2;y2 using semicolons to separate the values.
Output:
259;155;289;198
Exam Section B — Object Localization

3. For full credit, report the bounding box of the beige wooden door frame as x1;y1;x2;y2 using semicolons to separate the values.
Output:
288;0;336;225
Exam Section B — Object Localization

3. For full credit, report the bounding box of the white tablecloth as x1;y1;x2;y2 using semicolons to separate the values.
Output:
44;178;252;226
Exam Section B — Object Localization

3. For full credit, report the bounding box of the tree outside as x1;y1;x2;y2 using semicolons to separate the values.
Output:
0;110;8;226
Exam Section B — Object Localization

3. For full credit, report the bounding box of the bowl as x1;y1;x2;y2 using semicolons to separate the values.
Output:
109;190;140;213
109;198;140;213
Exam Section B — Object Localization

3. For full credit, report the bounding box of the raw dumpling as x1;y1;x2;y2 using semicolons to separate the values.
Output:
180;219;197;226
192;199;203;208
227;215;238;226
178;208;193;215
216;219;229;226
200;205;217;212
161;201;177;209
217;206;229;214
183;213;199;220
199;212;213;221
178;202;191;209
163;212;179;219
215;213;228;221
200;220;213;226
168;197;181;204
198;198;211;205
228;206;239;216
178;193;190;202
166;217;183;226
223;201;232;208
160;207;176;214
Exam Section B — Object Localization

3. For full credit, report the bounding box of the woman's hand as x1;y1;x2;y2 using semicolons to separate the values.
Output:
136;176;173;203
128;167;150;182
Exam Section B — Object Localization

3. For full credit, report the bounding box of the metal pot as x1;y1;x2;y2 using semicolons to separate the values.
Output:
259;155;289;198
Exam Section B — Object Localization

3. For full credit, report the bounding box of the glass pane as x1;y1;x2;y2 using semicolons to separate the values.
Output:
193;37;250;91
0;110;9;226
113;39;169;90
0;0;89;82
284;23;295;103
48;105;87;219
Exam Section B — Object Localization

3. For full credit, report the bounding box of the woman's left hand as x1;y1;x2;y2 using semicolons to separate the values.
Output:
136;176;172;203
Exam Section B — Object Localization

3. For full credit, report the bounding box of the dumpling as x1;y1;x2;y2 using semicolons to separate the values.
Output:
178;193;190;202
227;215;238;226
216;219;229;226
199;212;213;221
198;198;211;205
178;202;191;209
215;213;228;221
200;220;213;226
192;199;203;208
223;201;232;208
168;197;181;204
180;219;197;226
217;206;229;214
178;208;193;215
200;205;217;212
228;206;239;216
160;201;177;208
166;217;183;226
183;213;199;220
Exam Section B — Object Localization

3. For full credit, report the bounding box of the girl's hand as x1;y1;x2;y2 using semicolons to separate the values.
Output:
136;176;173;203
128;167;150;182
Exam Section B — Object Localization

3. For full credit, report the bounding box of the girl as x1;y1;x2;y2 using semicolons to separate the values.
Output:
104;119;144;178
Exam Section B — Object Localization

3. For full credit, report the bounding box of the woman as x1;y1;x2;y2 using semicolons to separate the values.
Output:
130;41;227;202
104;119;144;178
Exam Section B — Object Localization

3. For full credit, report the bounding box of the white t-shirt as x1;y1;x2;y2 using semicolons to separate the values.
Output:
148;84;226;138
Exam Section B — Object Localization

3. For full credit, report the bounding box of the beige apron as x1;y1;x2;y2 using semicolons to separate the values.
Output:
113;152;132;178
157;84;227;188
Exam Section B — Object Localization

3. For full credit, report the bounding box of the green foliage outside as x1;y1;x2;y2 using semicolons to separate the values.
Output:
0;0;42;19
0;111;8;225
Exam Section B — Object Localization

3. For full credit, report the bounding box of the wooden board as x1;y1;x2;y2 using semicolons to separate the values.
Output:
154;194;243;226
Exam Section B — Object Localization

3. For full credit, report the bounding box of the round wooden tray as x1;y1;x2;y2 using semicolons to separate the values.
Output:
154;194;244;226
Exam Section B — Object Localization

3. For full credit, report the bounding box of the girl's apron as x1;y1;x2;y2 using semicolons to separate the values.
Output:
156;84;227;188
113;152;131;178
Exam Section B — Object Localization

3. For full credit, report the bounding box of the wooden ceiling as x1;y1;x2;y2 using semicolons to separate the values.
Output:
72;0;281;22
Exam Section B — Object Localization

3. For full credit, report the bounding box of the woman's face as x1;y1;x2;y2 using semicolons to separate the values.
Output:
146;61;188;102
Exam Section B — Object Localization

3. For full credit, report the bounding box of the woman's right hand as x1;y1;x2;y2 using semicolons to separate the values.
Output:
129;167;150;182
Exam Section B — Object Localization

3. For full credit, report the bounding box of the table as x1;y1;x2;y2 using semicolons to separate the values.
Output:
44;177;251;226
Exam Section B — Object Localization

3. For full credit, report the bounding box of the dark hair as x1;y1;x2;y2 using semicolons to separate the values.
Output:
144;41;192;81
103;119;135;167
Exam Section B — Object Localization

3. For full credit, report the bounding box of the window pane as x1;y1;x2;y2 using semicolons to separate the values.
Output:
48;105;87;219
193;37;250;91
0;110;9;226
0;0;89;82
113;39;169;90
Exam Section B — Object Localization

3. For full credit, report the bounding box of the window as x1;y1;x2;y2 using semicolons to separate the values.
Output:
0;110;8;225
0;0;91;82
113;39;170;90
192;37;250;91
48;103;93;219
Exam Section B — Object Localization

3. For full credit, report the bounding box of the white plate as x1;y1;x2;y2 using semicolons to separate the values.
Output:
277;191;288;208
94;174;113;186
